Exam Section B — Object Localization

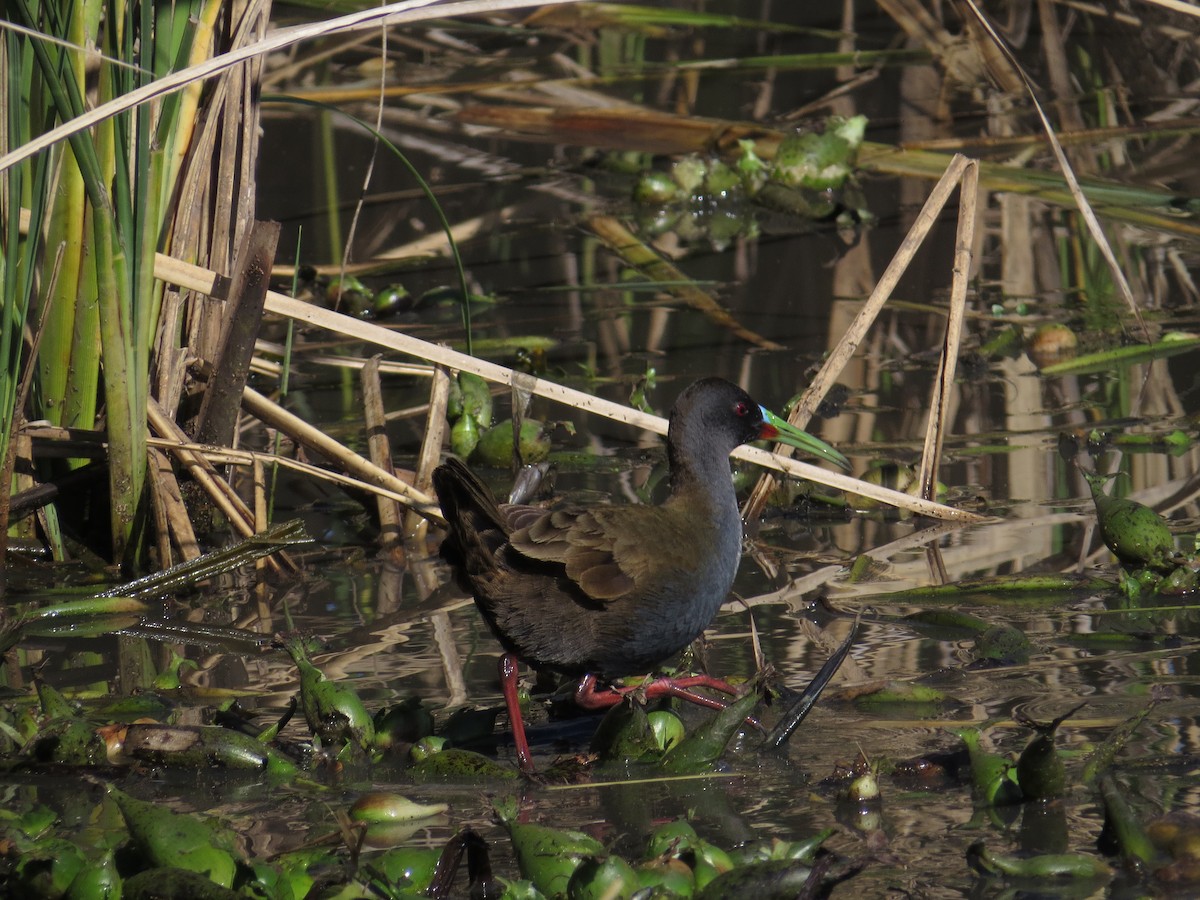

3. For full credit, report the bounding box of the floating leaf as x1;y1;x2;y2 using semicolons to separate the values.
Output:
107;784;240;888
12;838;86;897
409;747;518;782
952;726;1022;807
635;857;695;896
1085;473;1176;570
567;854;640;899
1014;704;1084;801
967;842;1113;879
121;724;299;778
497;802;605;898
770;115;866;190
589;698;656;764
277;634;374;753
122;867;241;899
659;686;760;773
348;791;448;823
696;857;814;898
1098;773;1160;870
369;845;442;893
471;418;551;467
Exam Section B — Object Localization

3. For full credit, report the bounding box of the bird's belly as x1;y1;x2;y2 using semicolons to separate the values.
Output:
589;562;737;678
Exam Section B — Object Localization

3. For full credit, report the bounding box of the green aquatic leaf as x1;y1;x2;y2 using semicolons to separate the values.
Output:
500;811;605;898
1085;472;1176;569
1040;332;1200;376
967;841;1113;879
770;115;867;190
121;723;299;778
26;716;109;766
369;845;442;893
952;726;1022;807
107;783;240;888
589;698;656;764
635;856;695;896
471;419;551;467
278;634;375;753
451;413;482;458
13;838;86;898
1014;704;1084;801
409;747;519;782
567;854;640;900
348;791;448;823
659;686;760;773
1098;773;1160;869
121;867;241;899
458;371;493;429
64;848;120;900
696;857;813;898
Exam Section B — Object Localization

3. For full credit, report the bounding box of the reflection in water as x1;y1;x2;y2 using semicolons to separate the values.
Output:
9;1;1200;893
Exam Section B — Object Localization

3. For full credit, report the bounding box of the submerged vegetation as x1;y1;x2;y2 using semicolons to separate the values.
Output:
2;0;1200;896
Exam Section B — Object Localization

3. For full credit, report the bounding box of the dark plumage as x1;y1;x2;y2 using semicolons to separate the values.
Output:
433;376;849;771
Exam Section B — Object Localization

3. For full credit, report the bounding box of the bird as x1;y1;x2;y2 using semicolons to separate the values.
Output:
432;376;850;772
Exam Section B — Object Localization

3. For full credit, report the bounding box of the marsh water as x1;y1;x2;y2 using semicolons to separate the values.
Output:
10;2;1200;897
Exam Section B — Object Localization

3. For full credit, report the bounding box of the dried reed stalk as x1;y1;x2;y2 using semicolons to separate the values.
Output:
151;252;982;523
743;154;980;522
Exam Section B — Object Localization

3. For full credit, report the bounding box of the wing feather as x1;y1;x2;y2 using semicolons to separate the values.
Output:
505;504;673;603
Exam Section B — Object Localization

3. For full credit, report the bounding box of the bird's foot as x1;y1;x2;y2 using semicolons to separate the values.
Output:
574;674;763;731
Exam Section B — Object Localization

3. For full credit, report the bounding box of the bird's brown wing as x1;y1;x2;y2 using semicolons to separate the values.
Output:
505;503;681;603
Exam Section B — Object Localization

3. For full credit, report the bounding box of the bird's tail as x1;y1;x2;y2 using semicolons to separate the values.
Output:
432;457;508;569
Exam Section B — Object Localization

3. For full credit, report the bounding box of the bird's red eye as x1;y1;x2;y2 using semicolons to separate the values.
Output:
733;401;751;417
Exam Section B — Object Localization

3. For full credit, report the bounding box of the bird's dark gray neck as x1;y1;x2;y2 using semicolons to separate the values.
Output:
666;449;742;535
665;451;745;609
666;409;743;505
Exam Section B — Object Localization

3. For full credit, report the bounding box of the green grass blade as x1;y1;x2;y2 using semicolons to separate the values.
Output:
267;94;476;355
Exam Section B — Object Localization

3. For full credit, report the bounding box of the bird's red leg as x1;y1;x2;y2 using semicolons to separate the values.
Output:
654;674;743;698
575;673;742;712
499;654;535;774
575;674;762;731
574;674;621;709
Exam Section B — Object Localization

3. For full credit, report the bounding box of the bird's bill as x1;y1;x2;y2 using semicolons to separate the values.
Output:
758;407;851;471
